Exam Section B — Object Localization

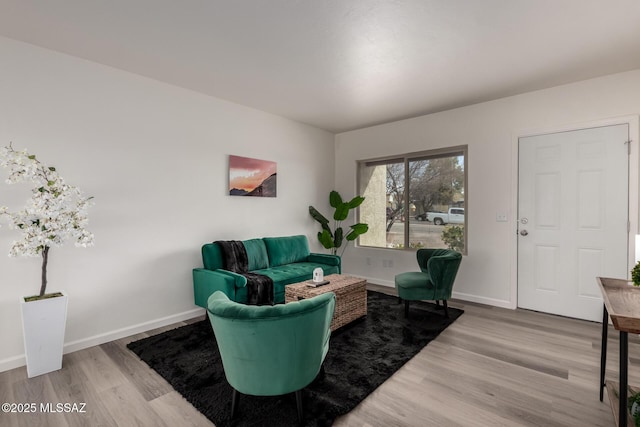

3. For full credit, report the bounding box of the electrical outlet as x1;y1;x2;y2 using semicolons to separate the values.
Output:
366;257;372;266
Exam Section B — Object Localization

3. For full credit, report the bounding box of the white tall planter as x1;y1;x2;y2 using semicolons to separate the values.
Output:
20;292;68;378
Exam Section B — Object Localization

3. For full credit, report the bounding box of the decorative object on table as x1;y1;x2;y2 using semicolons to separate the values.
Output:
395;248;462;318
127;291;463;427
309;190;368;256
312;267;323;283
632;261;640;286
308;267;329;286
207;291;336;424
306;280;329;287
228;155;277;197
0;143;94;377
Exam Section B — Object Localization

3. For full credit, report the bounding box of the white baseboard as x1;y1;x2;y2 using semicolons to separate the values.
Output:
355;274;514;309
450;291;513;309
0;307;206;374
0;355;26;374
357;275;395;288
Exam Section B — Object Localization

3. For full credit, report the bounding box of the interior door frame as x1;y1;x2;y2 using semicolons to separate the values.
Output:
509;116;640;310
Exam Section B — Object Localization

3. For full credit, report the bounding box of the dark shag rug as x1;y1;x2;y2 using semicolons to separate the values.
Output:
127;291;463;426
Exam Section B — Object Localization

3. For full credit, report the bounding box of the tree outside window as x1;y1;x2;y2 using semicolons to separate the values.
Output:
358;146;466;253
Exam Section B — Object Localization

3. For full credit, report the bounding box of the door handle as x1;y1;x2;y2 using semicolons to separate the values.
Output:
520;230;529;236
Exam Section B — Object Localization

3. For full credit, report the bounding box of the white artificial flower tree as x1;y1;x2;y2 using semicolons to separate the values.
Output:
0;143;94;298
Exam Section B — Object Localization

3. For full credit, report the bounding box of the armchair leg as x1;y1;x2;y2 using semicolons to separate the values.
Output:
295;390;303;424
231;388;240;419
443;300;449;318
404;300;410;318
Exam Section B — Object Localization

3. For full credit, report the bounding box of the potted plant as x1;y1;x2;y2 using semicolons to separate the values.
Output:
0;143;94;377
309;190;368;256
632;262;640;286
628;387;640;426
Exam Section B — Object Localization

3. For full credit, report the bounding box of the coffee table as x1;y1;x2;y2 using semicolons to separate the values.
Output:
285;274;367;331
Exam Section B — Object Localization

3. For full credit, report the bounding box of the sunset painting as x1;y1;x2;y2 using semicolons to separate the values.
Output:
229;155;277;197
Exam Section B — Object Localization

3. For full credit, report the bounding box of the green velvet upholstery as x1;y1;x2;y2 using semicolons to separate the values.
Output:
193;235;341;307
207;290;336;422
263;235;310;267
394;248;462;317
243;238;270;271
201;242;224;270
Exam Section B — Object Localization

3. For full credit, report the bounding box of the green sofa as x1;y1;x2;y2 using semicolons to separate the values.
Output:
193;235;341;307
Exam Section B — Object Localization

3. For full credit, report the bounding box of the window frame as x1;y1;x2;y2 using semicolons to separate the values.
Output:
357;145;468;254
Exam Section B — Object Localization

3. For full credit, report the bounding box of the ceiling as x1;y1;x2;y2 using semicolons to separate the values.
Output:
2;1;640;133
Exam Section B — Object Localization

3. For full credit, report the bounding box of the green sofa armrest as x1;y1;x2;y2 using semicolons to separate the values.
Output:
217;269;248;288
308;253;341;273
193;268;248;308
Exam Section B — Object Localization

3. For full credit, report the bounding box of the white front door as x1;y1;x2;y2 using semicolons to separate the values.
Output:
517;124;629;321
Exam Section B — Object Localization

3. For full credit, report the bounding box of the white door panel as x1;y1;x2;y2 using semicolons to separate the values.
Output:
518;125;629;321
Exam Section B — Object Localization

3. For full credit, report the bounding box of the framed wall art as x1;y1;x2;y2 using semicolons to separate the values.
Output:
228;155;277;197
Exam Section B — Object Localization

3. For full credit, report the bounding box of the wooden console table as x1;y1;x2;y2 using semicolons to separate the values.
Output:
598;277;640;427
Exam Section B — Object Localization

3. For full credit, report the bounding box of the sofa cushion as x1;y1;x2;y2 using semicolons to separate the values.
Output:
243;238;269;271
254;262;338;285
253;262;341;303
202;243;223;270
263;235;310;267
202;240;269;271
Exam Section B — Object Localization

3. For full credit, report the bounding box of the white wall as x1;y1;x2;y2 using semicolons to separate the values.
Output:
336;70;640;308
0;37;336;372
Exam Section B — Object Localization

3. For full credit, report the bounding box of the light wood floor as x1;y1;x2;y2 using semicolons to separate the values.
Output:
0;284;636;427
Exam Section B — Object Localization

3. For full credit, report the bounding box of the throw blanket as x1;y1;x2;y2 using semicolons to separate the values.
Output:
215;240;274;305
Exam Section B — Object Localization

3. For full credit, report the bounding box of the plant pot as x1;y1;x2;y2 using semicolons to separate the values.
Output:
20;291;68;378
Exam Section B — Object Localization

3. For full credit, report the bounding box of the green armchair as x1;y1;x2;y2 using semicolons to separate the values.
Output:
394;248;462;318
207;290;336;423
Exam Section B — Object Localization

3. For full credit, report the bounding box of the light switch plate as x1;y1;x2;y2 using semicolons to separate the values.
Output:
496;213;508;222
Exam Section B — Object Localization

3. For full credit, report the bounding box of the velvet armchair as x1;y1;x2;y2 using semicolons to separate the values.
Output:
206;290;336;423
394;248;462;318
